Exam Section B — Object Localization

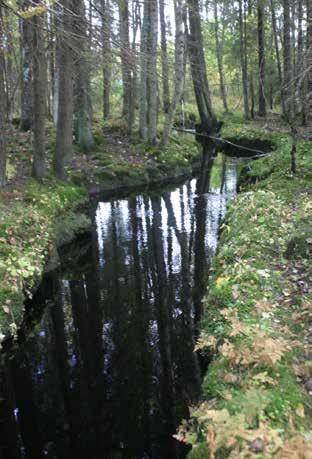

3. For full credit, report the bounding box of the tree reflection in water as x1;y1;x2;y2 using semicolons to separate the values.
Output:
0;155;238;459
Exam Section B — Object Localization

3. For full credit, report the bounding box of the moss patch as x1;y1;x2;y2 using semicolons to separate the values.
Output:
0;180;88;339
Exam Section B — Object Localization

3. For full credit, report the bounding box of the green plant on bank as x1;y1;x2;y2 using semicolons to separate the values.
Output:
0;180;88;339
180;125;312;458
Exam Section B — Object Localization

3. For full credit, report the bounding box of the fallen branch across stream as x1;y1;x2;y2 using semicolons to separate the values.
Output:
173;127;272;158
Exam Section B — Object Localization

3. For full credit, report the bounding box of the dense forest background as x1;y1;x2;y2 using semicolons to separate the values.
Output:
0;0;311;183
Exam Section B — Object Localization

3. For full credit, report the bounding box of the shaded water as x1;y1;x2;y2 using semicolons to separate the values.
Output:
0;155;238;459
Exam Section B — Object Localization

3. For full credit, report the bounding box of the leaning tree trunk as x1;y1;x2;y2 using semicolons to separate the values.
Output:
282;0;293;120
32;6;47;179
238;0;249;119
257;0;266;116
148;0;158;144
101;0;111;120
306;0;312;123
159;0;170;113
187;0;217;132
0;5;6;187
73;0;94;153
19;0;33;131
118;0;132;120
213;0;228;113
161;0;185;145
54;0;73;180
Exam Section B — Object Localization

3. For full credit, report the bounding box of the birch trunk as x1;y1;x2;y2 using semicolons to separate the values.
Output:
187;0;217;132
161;0;185;145
282;0;293;119
306;0;312;123
159;0;170;113
238;0;249;119
0;5;6;187
148;0;158;144
257;0;266;116
213;0;228;113
139;0;148;140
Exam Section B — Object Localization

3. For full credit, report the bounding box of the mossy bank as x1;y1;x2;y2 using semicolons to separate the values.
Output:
0;126;201;341
181;125;312;457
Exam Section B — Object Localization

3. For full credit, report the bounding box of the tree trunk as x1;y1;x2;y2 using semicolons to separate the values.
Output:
257;0;266;116
73;0;94;153
148;0;158;144
0;5;6;187
19;0;33;131
282;0;293;120
187;0;217;132
306;0;312;123
159;0;170;113
296;0;304;121
54;0;74;179
270;0;285;114
213;0;228;113
32;6;47;179
238;0;249;119
118;0;132;120
161;0;185;145
101;0;111;119
139;0;148;140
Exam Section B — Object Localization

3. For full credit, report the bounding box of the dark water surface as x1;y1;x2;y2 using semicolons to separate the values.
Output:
0;155;238;459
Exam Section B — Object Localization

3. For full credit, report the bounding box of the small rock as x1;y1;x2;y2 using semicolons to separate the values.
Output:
249;438;264;453
305;378;312;392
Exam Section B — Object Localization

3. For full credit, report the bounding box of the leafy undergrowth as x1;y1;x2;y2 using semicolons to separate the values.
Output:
0;180;88;339
180;125;312;458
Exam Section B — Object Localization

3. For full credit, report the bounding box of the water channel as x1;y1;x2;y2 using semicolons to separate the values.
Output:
0;153;240;459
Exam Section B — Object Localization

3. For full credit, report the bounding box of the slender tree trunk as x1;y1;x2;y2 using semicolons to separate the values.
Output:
270;0;285;114
159;0;170;113
296;0;304;121
52;4;60;126
19;0;33;130
213;0;228;112
101;0;111;119
73;0;94;152
283;0;293;120
250;72;255;118
306;0;312;123
139;0;148;140
128;0;140;133
147;0;158;143
0;5;7;187
238;0;249;119
54;0;73;179
118;0;132;119
187;0;217;132
257;0;266;116
161;0;185;145
32;7;47;179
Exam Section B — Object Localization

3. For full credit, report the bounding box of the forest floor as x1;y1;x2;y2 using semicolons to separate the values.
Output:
181;121;312;458
0;116;311;459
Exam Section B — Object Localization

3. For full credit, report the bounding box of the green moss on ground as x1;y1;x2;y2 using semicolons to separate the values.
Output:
0;180;89;339
183;123;312;458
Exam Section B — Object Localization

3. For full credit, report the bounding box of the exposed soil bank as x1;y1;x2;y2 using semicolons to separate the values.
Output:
181;127;312;458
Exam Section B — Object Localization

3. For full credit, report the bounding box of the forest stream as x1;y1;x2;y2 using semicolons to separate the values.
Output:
0;153;242;459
